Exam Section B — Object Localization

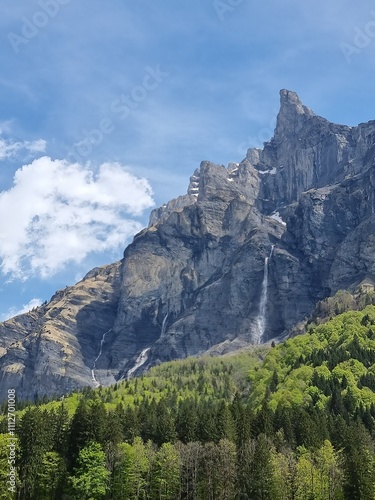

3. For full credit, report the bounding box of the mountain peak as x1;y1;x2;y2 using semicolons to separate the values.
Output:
1;91;375;402
279;89;304;109
275;89;315;141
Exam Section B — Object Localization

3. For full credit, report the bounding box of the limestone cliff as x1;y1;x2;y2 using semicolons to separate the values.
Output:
0;262;121;401
1;89;374;400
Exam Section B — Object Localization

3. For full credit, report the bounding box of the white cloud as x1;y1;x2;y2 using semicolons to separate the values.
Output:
0;157;154;279
0;135;46;160
1;298;43;321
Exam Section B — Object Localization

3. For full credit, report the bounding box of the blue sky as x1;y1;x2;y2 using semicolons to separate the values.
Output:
1;0;375;319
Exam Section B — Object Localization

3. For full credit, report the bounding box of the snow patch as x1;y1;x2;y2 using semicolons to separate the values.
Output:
257;167;277;175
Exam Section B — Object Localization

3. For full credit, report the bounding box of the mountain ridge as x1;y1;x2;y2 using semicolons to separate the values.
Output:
1;89;375;401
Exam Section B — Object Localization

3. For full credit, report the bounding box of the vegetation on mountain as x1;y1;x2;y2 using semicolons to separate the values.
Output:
1;304;375;497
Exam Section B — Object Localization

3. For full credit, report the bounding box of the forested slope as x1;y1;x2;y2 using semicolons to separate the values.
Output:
2;306;375;498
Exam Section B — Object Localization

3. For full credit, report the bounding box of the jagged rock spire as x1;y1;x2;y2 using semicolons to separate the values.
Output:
274;89;315;142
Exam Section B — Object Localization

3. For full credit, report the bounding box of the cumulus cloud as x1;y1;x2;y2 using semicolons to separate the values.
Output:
1;298;43;321
0;157;154;279
0;136;46;160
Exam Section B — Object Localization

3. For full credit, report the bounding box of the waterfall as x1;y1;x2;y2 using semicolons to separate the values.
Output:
125;312;168;380
256;245;274;344
161;313;169;336
91;329;111;388
127;348;151;379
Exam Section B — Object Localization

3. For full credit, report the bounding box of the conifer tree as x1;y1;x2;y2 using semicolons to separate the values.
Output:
216;401;236;443
123;404;140;443
68;399;94;467
343;422;375;499
34;451;66;500
176;399;198;443
248;434;276;500
18;407;53;498
50;403;69;456
155;399;177;445
0;434;19;500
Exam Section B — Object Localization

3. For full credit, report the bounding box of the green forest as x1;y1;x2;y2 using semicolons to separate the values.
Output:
2;301;375;498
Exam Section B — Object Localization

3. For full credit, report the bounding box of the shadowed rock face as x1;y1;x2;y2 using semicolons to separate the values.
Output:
0;262;122;401
1;89;375;400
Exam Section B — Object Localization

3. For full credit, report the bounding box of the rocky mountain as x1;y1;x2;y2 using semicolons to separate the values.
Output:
1;89;375;401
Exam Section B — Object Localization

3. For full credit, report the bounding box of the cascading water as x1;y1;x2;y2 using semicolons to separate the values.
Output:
127;348;151;379
126;313;168;379
161;313;168;337
91;329;111;388
256;245;274;344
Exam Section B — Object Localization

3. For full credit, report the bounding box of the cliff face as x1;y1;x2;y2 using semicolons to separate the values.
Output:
1;89;375;400
0;262;121;401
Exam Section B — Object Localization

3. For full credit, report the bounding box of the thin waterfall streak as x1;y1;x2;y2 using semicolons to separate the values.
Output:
125;311;168;381
161;313;169;337
127;348;151;379
91;329;111;388
257;245;274;344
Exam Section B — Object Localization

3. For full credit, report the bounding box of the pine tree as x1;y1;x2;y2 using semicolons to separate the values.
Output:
123;405;140;443
274;404;295;446
34;451;66;500
329;386;345;416
176;399;197;443
248;434;276;500
68;399;94;467
155;399;177;445
0;434;19;499
253;396;274;437
269;370;279;392
18;407;53;498
196;401;219;443
139;398;158;442
104;409;124;446
343;422;375;499
216;401;236;443
50;403;69;456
